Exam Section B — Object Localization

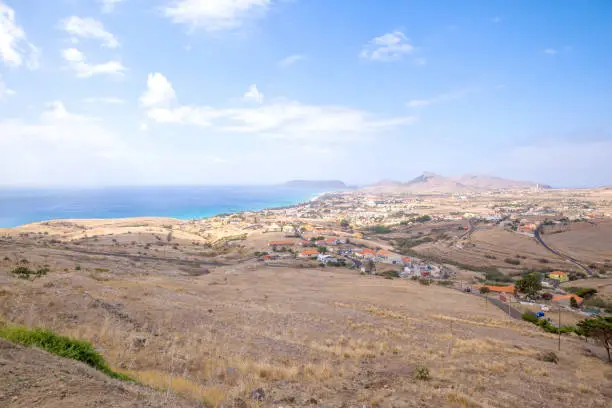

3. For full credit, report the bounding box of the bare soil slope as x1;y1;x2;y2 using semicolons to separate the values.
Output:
0;339;198;408
545;220;612;265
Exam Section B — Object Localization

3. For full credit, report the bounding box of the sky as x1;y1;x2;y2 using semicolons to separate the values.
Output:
1;0;611;188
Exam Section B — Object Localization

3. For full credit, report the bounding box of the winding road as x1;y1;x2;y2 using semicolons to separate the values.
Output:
534;226;592;276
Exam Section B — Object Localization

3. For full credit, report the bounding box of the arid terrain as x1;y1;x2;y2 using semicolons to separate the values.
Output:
1;219;611;407
1;185;612;407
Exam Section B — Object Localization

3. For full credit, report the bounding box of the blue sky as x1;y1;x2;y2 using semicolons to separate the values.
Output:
1;0;611;187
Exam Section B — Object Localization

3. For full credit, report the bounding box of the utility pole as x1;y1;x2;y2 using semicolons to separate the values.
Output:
558;306;561;351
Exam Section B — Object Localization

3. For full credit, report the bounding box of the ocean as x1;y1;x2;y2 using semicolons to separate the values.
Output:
0;185;329;228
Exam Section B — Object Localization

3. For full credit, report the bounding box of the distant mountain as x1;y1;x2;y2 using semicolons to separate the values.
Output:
365;172;549;193
283;180;347;189
453;174;551;190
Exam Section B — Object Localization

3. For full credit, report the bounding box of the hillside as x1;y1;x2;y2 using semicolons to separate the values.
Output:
0;233;610;407
368;172;549;193
0;339;198;408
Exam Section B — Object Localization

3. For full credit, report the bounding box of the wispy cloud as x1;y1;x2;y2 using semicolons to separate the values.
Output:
0;1;40;69
98;0;125;14
544;48;558;55
278;54;305;68
492;16;502;23
62;48;126;78
360;31;414;62
60;16;120;48
0;75;16;99
242;84;264;104
140;72;416;141
162;0;272;31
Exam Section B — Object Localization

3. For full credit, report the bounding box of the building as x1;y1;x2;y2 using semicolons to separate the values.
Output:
317;254;339;264
266;223;282;232
298;249;319;258
376;250;404;264
549;271;569;282
552;294;583;306
355;248;376;259
282;225;296;235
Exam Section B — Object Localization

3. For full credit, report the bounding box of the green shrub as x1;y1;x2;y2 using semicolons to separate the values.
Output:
0;325;132;381
414;366;430;380
522;312;539;324
504;258;521;265
418;278;431;286
370;225;392;234
484;268;513;283
11;266;33;279
379;270;400;279
75;265;81;271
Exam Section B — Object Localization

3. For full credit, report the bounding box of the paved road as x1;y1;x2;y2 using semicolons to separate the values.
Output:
486;295;523;320
534;226;592;276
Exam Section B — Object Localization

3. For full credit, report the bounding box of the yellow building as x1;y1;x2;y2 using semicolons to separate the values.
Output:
549;271;569;282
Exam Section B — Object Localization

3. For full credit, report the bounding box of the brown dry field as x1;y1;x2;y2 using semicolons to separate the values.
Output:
413;228;576;274
544;220;612;266
561;278;612;302
1;235;611;408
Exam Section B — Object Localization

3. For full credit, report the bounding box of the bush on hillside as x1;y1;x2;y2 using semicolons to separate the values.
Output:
504;258;521;265
379;270;400;279
0;325;132;381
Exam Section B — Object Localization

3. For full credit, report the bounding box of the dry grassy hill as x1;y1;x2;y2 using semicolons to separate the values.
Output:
1;235;610;407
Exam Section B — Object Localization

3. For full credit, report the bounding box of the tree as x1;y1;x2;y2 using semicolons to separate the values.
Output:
570;297;579;309
317;246;328;254
515;273;542;300
479;286;491;295
576;317;612;362
575;288;598;299
339;219;349;228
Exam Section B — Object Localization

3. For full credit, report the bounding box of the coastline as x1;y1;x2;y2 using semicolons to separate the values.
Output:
0;188;334;230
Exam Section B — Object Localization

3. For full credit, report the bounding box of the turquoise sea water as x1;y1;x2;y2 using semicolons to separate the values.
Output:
0;185;328;228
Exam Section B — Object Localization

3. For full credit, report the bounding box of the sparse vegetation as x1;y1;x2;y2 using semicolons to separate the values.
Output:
0;325;132;381
414;365;430;381
370;225;392;234
504;258;521;265
10;266;48;279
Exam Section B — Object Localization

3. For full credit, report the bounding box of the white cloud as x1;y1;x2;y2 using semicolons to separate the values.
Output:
62;48;126;77
0;102;129;186
415;57;426;66
360;31;414;62
0;75;15;99
99;0;125;13
0;1;39;68
278;54;305;68
141;73;415;141
162;0;271;31
544;48;557;55
407;89;472;108
140;73;176;107
242;84;264;104
83;97;125;104
60;16;119;48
